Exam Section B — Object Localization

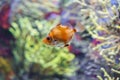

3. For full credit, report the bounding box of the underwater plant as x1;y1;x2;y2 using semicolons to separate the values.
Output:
9;17;77;79
70;0;120;79
60;0;120;79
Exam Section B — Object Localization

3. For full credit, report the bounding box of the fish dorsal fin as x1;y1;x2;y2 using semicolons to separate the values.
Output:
65;23;72;28
61;23;76;32
62;23;73;28
56;23;61;26
56;23;73;28
56;24;61;27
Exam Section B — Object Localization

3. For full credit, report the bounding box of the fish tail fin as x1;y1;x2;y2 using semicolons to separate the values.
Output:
75;22;85;32
73;28;77;32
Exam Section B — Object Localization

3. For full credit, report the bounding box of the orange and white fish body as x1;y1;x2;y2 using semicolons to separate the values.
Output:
42;24;76;47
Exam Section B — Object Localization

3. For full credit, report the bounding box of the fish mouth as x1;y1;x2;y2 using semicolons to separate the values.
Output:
42;39;49;44
42;38;54;45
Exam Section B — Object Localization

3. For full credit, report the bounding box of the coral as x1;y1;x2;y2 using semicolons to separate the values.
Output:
0;0;14;57
9;17;77;79
70;0;120;80
61;0;120;79
10;0;61;22
0;0;12;29
97;67;120;80
0;57;15;80
1;0;120;79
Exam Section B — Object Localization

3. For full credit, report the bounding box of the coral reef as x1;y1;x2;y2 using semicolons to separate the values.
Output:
0;0;120;80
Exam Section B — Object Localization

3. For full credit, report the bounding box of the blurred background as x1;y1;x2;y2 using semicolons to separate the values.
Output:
0;0;120;80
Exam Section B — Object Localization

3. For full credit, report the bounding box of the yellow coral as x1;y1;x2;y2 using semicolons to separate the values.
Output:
97;67;120;80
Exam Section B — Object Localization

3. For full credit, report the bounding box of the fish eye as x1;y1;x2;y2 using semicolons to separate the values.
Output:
46;36;51;41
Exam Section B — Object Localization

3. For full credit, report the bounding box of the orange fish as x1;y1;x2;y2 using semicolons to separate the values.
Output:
42;24;76;47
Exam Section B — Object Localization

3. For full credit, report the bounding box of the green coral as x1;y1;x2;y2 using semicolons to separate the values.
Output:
9;17;77;77
25;39;76;76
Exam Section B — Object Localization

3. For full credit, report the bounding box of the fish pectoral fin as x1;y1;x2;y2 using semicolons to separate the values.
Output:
64;44;69;47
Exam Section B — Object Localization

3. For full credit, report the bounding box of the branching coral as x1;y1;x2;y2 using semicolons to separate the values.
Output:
72;0;120;61
97;67;120;80
66;0;120;79
9;17;77;79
